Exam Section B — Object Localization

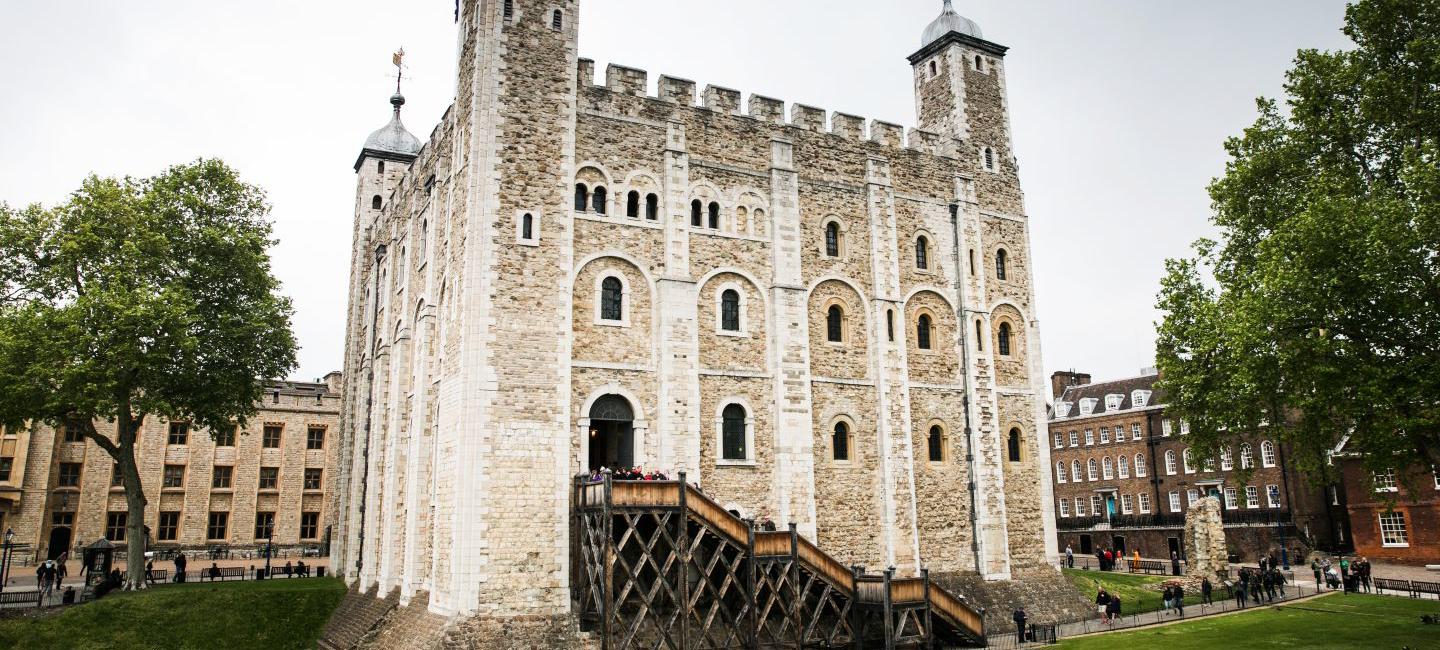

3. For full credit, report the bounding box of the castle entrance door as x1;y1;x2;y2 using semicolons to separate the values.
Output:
587;395;635;471
48;526;72;560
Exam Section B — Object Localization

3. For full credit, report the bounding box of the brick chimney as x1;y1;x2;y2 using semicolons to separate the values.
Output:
1050;370;1091;399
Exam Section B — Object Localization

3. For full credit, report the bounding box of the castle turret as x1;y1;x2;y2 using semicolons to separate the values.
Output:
909;0;1012;165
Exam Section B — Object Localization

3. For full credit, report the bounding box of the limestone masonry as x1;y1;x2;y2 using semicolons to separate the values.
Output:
334;0;1061;642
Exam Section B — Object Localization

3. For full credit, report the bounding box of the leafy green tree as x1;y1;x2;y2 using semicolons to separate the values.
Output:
1156;0;1439;487
0;160;297;587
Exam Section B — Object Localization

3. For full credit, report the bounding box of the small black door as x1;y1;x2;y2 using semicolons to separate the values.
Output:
587;395;636;471
1079;534;1093;555
1112;535;1126;556
48;526;72;561
1167;536;1181;560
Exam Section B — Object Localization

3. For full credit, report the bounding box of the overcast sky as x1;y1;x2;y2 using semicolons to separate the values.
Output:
0;0;1353;387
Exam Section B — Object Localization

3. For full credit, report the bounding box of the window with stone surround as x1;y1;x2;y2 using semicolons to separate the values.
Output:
1007;429;1023;462
1379;511;1408;547
825;221;841;257
929;60;938;78
1117;455;1129;479
1139;493;1152;513
995;248;1007;280
929;425;947;463
1261;441;1276;468
158;511;180;541
106;511;127;541
207;512;228;540
1267;484;1281;508
111;463;123;487
58;463;81;488
258;467;279;491
163;464;185;489
1121;494;1133;514
917;314;933;350
167;421;189;445
1071;460;1082;483
263;424;283;448
216;425;236;447
720;404;748;462
690;200;702;227
645;194;658;220
1245;485;1259;508
1168;491;1181;513
213;465;233;489
1059;499;1070;517
551;8;563;31
254;511;275;540
1102;457;1113;479
720;290;741;333
503;0;513;20
520;213;535;242
1055;461;1067;483
1100;427;1110;444
307;425;326;450
826;305;844;343
975;320;984;351
600;276;624;322
1134;453;1146;477
832;421;852;462
592;186;607;215
982;147;996;172
915;236;929;270
626;191;640;218
0;457;10;482
997;322;1011;356
1087;458;1098;481
304;468;323;491
886;309;895;342
1069;431;1078;447
300;512;320;540
576;184;591;212
1165;450;1177;475
707;202;720;229
63;422;85;443
371;195;382;210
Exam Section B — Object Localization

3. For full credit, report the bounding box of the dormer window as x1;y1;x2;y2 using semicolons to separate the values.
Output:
1132;390;1151;408
1078;398;1098;416
1104;394;1123;412
1055;401;1071;418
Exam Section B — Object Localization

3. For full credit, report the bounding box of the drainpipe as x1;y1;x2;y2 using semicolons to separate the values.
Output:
355;243;387;575
949;205;983;574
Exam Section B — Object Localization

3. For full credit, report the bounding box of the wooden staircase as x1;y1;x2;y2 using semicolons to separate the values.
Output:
571;475;987;649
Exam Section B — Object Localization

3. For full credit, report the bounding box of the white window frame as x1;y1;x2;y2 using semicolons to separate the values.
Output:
1220;447;1234;471
1162;419;1173;437
1084;430;1094;446
594;272;632;327
1224;487;1238;510
1079;398;1097;416
1261;440;1276;468
1055;462;1067;484
1373;468;1398;493
1102;457;1114;480
1069;431;1079;447
1266;484;1281;509
1187;489;1200;507
1113;426;1125;443
1131;424;1142;440
1117;455;1130;479
1378;511;1409;547
1087;459;1098;481
1105;394;1123;412
1055;401;1071;418
1183;448;1196;474
1165;450;1177;475
1121;494;1134;514
1053;433;1064;449
713;281;750;337
1091;495;1102;517
1072;460;1082;483
1180;420;1190;435
1138;493;1152;514
1134;454;1147;477
1100;427;1111;444
1433;467;1439;490
1074;497;1086;517
1245;485;1260;509
1131;390;1151;408
1059;499;1071;517
1240;443;1254;469
1168;491;1181;513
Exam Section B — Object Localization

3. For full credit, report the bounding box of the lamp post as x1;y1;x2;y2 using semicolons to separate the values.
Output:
0;528;14;594
264;538;273;579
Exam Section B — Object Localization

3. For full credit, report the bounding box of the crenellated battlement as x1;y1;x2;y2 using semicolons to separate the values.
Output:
577;59;953;156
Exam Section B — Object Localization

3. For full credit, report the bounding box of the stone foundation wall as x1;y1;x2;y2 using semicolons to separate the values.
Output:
319;585;400;650
933;566;1094;632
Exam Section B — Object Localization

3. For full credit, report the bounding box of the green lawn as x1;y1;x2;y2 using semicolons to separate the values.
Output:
0;578;346;650
1063;568;1214;615
1057;593;1440;650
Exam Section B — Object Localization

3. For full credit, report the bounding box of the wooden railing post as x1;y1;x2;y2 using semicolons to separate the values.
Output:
850;565;864;650
746;519;759;650
601;471;613;650
789;523;801;650
677;473;690;650
882;568;895;650
922;568;934;650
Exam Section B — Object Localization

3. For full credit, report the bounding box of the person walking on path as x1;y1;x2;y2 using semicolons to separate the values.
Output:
1162;585;1173;613
1312;559;1322;588
1065;545;1074;569
146;559;156;585
1173;583;1185;616
1107;594;1122;625
174;552;187;583
1202;577;1214;605
1012;607;1027;645
1096;589;1112;625
1170;551;1181;576
1235;575;1247;607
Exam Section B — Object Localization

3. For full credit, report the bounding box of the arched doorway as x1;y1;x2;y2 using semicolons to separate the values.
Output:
587;395;635;471
48;526;72;561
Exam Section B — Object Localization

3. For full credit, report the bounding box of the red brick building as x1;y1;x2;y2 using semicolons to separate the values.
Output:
1047;370;1334;563
1332;445;1440;565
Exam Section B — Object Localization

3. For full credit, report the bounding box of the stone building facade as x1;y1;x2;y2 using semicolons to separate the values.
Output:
334;0;1063;642
1048;370;1334;563
0;375;342;561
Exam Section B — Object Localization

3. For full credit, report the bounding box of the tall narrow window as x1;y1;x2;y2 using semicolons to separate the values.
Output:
997;322;1012;356
1008;428;1023;462
720;289;741;332
917;314;932;350
833;422;851;461
825;222;840;257
968;249;976;275
929;61;937;77
984;147;995;171
826;305;843;343
521;213;534;240
592;186;607;214
928;425;945;462
996;249;1008;280
626;191;640;218
916;236;929;269
708;202;720;229
974;55;983;71
551;9;563;30
645;193;659;220
575;184;589;212
886;309;895;342
722;404;747;460
503;0;513;19
371;195;382;210
691;200;702;227
378;160;385;173
975;320;983;351
600;277;624;322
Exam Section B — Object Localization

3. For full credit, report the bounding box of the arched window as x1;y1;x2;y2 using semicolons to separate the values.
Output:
826;305;844;343
1056;461;1067;483
928;425;945;462
886;309;895;342
916;236;929;269
929;60;937;77
721;404;747;460
833;421;850;461
1134;453;1147;477
720;289;740;332
975;320;983;351
378;160;385;173
371;195;382;210
521;213;534;240
917;314;932;350
575;184;589;212
1261;441;1276;467
1165;450;1177;475
984;147;995;171
600;276;623;322
825;222;841;257
551;9;563;30
997;322;1012;356
1007;428;1023;462
1183;448;1195;473
626;191;640;218
691;200;702;227
503;0;513;19
1102;456;1114;479
592;186;607;214
1117;456;1129;478
1087;458;1098;481
974;55;984;72
1071;460;1082;483
708;202;720;229
645;193;659;220
1240;443;1254;469
968;249;976;275
996;249;1008;280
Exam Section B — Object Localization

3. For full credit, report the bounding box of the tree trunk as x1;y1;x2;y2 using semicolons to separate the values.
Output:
116;415;149;591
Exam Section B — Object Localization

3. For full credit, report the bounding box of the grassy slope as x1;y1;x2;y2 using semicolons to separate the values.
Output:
0;578;346;650
1063;568;1216;616
1057;593;1440;650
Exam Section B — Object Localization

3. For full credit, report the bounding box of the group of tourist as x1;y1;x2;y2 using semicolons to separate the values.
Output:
1233;564;1286;606
587;467;672;482
34;557;67;594
1160;582;1186;615
1094;588;1123;625
1313;555;1372;593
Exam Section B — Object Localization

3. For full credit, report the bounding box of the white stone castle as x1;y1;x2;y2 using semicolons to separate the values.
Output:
334;0;1059;639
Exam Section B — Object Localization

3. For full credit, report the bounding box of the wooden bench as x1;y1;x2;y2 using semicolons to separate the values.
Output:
200;567;246;581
